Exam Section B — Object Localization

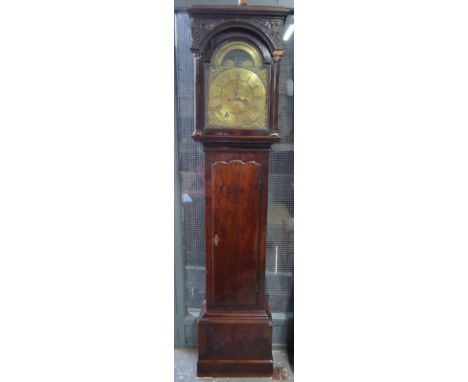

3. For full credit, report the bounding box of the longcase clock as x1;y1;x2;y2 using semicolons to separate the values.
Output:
188;5;288;378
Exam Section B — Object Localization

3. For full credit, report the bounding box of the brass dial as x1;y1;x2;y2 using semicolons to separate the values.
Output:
208;67;267;128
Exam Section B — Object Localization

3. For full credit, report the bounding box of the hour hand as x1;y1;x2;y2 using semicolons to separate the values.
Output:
233;93;248;104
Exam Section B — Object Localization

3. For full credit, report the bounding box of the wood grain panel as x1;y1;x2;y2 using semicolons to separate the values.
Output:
211;160;262;306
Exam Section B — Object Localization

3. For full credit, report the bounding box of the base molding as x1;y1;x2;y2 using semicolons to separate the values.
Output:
197;359;273;377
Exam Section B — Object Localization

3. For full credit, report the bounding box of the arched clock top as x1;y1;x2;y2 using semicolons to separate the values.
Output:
188;6;289;61
189;5;288;143
196;24;277;62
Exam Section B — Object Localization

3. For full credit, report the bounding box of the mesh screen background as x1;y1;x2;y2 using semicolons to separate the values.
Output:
175;12;294;314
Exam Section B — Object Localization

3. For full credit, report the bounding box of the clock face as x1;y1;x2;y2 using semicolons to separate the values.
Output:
206;41;269;130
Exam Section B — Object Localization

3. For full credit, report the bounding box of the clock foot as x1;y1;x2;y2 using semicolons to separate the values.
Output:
197;359;273;377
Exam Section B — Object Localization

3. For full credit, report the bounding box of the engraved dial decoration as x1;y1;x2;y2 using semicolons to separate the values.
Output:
206;41;268;129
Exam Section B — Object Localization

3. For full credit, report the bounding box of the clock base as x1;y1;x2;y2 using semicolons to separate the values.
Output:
197;301;273;377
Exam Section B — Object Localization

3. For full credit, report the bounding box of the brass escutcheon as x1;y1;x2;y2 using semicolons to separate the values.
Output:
213;234;220;247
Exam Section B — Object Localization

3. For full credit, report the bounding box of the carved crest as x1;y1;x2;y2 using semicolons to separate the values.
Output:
188;7;289;56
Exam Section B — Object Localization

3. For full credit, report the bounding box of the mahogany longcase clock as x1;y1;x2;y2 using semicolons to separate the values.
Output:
188;5;288;378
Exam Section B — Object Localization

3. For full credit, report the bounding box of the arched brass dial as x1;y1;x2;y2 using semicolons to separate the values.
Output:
206;40;269;129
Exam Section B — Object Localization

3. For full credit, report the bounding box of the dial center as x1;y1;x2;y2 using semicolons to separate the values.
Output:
221;80;255;115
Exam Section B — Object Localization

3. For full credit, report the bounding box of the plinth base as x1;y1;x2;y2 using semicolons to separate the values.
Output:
196;302;273;377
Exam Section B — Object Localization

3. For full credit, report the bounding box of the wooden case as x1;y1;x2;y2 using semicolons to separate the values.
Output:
188;5;289;377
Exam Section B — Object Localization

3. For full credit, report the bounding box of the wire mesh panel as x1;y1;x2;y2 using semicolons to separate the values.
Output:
265;15;294;313
175;12;294;314
175;12;206;313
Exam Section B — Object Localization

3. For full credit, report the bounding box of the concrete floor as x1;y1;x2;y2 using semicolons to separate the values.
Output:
174;349;294;381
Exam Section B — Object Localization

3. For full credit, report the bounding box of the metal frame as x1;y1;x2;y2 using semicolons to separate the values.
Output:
174;17;188;346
